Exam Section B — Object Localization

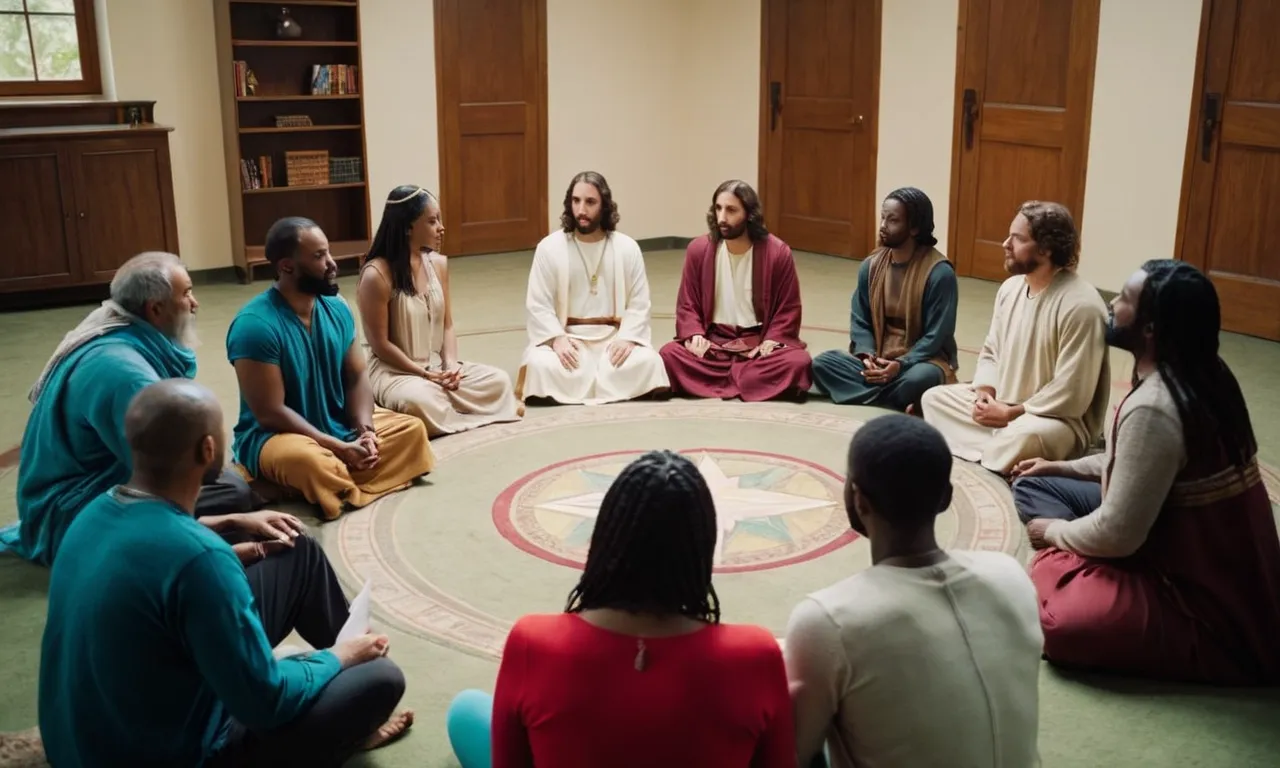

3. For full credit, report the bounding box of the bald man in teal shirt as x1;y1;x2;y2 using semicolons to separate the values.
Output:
40;379;413;766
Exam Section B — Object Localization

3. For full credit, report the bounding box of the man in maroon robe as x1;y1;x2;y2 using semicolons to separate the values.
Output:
1017;260;1280;685
659;180;811;401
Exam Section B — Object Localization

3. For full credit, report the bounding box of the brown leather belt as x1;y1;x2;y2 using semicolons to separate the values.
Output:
566;316;621;327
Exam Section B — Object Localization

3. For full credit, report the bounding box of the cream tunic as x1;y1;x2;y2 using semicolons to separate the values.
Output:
364;259;521;437
921;270;1110;473
712;241;757;327
520;231;669;405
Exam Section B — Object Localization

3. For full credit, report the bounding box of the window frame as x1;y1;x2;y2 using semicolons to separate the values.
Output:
0;0;102;98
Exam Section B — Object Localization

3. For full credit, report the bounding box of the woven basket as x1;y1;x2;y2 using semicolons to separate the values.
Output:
329;156;363;184
286;150;330;186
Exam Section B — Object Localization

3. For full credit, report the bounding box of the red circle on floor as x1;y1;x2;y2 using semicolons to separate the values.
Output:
492;447;857;573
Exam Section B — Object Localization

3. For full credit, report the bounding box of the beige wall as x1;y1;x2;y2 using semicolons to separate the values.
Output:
103;0;232;272
1078;0;1202;290
360;1;439;221
84;0;1204;278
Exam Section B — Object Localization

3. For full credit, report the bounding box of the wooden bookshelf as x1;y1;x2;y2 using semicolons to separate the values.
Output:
213;0;370;282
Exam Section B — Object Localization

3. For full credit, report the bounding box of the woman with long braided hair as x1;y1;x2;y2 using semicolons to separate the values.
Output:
447;451;795;768
1015;260;1280;684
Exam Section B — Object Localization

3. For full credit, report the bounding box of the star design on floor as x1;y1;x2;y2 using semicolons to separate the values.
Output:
535;453;834;564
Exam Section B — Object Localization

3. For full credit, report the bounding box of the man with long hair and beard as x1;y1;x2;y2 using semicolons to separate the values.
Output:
810;187;959;412
227;217;434;520
1014;260;1280;684
921;201;1110;475
4;252;262;566
519;171;669;405
660;180;811;401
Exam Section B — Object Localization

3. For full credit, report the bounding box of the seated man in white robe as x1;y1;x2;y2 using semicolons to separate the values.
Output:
518;171;669;405
921;201;1109;475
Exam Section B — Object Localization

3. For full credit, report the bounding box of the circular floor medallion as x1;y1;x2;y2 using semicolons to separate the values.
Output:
493;448;856;573
328;402;1034;659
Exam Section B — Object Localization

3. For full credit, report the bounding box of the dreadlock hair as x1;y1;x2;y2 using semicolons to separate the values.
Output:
884;187;938;248
367;185;437;296
560;171;620;233
1017;201;1079;270
706;179;769;244
1133;259;1257;468
565;450;722;624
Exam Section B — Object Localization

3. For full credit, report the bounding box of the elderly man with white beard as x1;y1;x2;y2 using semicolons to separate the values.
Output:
2;252;266;566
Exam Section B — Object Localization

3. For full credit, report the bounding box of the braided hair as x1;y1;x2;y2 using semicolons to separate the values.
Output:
565;450;722;624
885;187;938;247
1134;259;1256;468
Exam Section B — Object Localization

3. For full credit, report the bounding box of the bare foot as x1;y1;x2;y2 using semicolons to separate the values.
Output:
362;710;414;750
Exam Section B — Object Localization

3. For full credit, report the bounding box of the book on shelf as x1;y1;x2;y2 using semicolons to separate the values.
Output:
240;156;274;191
310;64;359;95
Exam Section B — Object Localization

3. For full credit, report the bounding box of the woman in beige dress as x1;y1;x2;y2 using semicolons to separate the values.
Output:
358;185;521;437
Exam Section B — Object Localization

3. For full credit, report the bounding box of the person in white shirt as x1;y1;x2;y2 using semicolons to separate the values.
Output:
784;413;1043;768
518;171;669;405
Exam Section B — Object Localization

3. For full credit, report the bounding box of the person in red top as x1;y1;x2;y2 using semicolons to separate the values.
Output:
446;450;795;768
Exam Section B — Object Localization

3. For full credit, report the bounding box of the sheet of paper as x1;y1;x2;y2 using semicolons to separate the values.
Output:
335;580;372;645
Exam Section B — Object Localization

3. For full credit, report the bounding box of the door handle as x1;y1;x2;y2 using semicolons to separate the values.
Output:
770;81;782;131
962;88;978;150
1201;92;1221;162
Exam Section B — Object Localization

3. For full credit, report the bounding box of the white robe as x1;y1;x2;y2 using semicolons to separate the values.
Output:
519;231;669;405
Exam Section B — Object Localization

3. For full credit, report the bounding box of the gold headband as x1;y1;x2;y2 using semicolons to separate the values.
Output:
388;186;431;205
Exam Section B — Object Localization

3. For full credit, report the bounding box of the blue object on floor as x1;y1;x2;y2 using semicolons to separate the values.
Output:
446;688;493;768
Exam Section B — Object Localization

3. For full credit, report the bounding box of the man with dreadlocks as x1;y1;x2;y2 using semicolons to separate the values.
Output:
659;180;812;401
921;201;1110;475
1016;261;1280;684
810;187;958;411
445;450;795;767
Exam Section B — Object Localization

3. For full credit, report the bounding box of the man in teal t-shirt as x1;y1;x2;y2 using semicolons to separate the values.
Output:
226;217;433;520
1;252;262;566
40;379;413;766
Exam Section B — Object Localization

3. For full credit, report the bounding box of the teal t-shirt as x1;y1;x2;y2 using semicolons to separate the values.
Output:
226;287;358;476
39;490;342;767
5;322;197;566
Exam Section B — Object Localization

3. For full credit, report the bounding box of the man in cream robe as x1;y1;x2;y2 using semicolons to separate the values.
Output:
519;172;668;405
921;201;1109;474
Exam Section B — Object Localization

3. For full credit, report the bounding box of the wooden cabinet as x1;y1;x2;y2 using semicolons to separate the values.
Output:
0;102;178;298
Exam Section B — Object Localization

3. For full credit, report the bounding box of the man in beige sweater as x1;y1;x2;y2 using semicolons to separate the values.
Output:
1014;260;1280;684
784;414;1043;767
921;201;1109;475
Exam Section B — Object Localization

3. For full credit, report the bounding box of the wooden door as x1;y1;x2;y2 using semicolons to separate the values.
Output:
0;142;81;292
949;0;1101;280
1175;0;1280;341
70;137;180;283
758;0;880;258
434;0;548;256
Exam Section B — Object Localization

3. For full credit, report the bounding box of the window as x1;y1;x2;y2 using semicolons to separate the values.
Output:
0;0;100;97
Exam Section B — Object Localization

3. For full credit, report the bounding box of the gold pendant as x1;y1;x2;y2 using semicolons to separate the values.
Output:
590;275;598;293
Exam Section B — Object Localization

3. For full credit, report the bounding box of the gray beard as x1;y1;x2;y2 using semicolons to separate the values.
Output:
172;312;200;349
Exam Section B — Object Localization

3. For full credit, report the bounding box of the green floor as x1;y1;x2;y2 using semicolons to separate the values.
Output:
1;249;1278;766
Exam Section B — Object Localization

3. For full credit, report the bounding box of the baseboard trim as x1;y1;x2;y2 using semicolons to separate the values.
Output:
636;236;693;252
189;266;241;286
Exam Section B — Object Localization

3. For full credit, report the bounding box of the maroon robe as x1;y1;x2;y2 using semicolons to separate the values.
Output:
1031;395;1280;684
659;234;811;401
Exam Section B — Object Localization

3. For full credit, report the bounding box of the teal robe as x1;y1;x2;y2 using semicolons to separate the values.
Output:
39;490;342;767
2;322;197;566
811;256;959;411
227;287;357;477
